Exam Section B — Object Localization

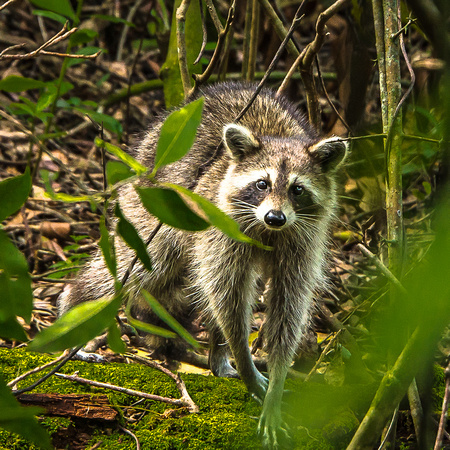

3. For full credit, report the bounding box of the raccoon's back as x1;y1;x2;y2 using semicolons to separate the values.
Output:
134;82;316;188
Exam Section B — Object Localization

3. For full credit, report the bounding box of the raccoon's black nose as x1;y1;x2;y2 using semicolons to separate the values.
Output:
264;210;286;227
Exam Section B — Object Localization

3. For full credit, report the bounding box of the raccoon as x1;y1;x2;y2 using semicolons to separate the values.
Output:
58;82;347;447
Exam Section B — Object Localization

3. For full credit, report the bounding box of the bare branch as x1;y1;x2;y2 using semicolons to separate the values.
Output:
0;22;101;61
0;0;16;12
190;1;235;94
204;0;223;33
299;0;351;130
176;0;193;97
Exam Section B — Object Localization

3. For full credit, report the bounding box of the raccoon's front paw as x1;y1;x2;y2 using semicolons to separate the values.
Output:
212;359;239;378
257;406;292;450
249;371;269;402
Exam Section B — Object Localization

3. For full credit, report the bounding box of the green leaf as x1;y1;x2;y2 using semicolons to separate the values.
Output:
165;183;272;250
0;377;51;449
44;191;92;203
29;0;76;21
422;181;432;195
92;14;136;27
69;28;99;46
153;96;204;174
67;47;102;68
78;109;122;137
0;76;45;93
36;90;57;112
142;290;198;348
107;322;127;353
0;316;28;342
32;9;68;24
136;186;209;231
106;161;134;185
114;203;152;272
0;229;33;337
126;315;177;339
28;295;122;352
95;138;147;175
99;217;117;279
0;167;31;222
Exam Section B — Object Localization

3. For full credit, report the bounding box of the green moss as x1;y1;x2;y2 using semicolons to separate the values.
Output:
0;348;260;449
0;348;376;449
431;364;446;414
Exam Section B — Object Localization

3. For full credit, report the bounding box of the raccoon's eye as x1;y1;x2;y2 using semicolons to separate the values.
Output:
292;185;304;196
256;180;269;191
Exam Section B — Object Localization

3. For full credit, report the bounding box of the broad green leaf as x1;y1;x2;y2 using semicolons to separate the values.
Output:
114;203;152;272
0;377;51;449
29;0;76;21
126;315;177;339
32;9;67;24
142;290;198;348
106;161;134;185
152;96;204;174
99;217;117;279
95;138;147;175
0;230;33;328
107;322;127;353
0;316;28;342
165;183;272;250
136;186;209;231
0;76;45;93
28;295;122;352
0;167;31;222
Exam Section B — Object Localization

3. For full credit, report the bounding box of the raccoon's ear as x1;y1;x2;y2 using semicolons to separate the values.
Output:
223;124;259;160
309;136;348;172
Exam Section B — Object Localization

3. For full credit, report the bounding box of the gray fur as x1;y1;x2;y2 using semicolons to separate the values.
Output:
57;81;347;447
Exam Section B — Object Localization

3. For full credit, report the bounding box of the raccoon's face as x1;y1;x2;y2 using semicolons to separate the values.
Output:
218;124;347;235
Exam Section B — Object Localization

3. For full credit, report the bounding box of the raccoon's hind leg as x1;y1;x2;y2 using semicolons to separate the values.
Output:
208;325;239;378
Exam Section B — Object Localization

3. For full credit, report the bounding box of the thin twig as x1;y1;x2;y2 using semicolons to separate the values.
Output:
190;1;235;94
0;0;16;11
120;222;162;286
299;0;351;130
315;55;352;134
0;22;100;61
119;426;141;450
257;0;300;58
176;0;192;97
193;0;207;65
276;47;306;97
126;353;199;413
8;350;71;389
234;6;304;123
356;244;407;295
55;371;199;412
378;407;399;450
204;0;222;33
247;0;260;81
13;346;83;396
434;361;450;450
116;0;144;61
304;329;342;382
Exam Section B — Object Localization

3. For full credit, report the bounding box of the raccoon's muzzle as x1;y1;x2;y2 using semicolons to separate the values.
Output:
264;210;287;228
